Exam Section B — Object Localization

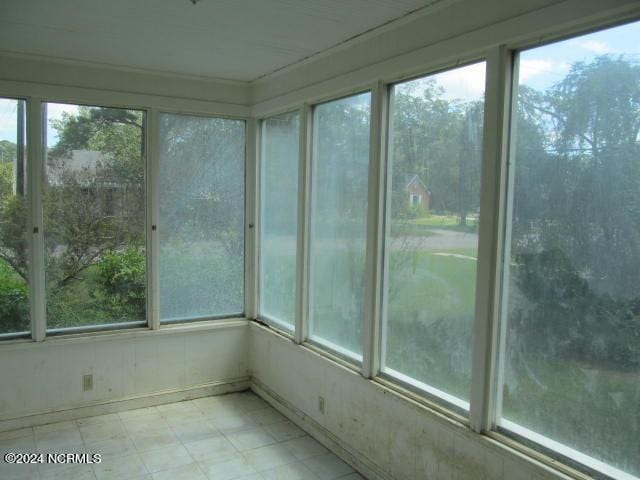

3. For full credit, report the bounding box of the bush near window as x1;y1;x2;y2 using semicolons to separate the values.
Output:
43;106;146;328
97;246;145;317
0;260;28;332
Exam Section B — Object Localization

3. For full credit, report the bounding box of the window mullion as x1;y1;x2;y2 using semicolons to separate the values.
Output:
148;108;160;330
469;45;514;433
245;118;258;320
362;81;388;379
28;98;46;342
255;120;263;322
295;104;312;345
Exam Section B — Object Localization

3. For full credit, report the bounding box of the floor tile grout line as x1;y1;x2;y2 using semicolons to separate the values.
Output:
4;392;358;480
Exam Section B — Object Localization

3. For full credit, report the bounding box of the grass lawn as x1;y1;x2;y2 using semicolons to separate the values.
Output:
408;214;460;227
404;214;479;234
384;248;478;399
388;248;477;319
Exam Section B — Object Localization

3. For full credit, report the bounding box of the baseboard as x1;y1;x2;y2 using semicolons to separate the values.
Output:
250;377;393;480
0;377;250;432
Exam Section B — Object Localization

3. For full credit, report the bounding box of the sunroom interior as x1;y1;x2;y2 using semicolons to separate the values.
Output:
0;1;639;480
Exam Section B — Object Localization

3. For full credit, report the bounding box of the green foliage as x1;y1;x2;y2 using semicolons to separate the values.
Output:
0;162;14;197
41;106;146;326
0;188;28;282
97;247;146;316
0;140;16;165
511;249;640;371
159;245;244;319
391;79;483;221
159;114;244;259
0;259;29;332
502;55;640;474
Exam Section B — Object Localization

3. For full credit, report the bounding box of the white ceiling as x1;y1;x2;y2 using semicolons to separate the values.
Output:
0;0;438;82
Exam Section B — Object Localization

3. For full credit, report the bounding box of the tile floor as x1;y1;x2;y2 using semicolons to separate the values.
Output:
0;391;366;480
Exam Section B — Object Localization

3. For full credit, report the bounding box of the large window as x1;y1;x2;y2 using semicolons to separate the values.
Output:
43;103;146;331
381;63;486;409
0;98;29;337
498;21;640;479
259;112;300;331
309;92;371;359
159;113;245;322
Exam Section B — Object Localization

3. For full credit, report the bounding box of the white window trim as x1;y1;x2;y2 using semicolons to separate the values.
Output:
498;419;638;480
252;13;640;479
0;86;251;341
255;109;301;334
28;97;46;342
2;6;639;478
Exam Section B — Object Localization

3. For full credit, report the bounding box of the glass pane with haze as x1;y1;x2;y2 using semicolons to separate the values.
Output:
309;92;371;358
382;63;486;407
500;21;640;478
159;114;245;321
44;103;146;330
0;98;29;336
259;112;299;330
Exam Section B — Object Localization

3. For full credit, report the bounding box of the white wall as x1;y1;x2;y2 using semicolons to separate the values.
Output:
0;2;638;478
0;321;249;428
249;323;571;480
246;2;640;480
0;51;250;108
0;50;253;430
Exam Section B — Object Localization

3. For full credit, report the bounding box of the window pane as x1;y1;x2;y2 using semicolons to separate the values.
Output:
159;114;245;321
44;103;146;330
309;92;371;359
382;63;486;408
259;112;299;330
499;21;640;478
0;98;29;336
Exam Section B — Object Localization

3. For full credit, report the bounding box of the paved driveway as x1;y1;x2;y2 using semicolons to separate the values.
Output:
390;228;478;252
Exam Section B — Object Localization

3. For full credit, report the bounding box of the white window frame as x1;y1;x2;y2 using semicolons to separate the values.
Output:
41;100;150;337
155;110;249;325
0;86;251;342
256;109;302;335
250;12;640;480
304;89;373;367
1;6;638;479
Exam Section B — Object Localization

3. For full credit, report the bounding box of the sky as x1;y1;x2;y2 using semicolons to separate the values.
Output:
0;100;78;145
1;21;639;144
404;20;640;102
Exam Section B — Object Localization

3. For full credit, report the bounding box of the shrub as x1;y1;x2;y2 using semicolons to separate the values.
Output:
0;260;29;332
97;246;145;317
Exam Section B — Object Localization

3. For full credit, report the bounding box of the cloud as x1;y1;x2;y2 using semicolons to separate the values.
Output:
46;102;79;121
579;40;615;54
519;59;553;82
518;59;572;90
434;62;487;101
0;99;20;142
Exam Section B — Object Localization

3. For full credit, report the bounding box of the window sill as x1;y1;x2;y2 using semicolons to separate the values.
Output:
251;322;602;480
0;317;249;352
490;423;635;480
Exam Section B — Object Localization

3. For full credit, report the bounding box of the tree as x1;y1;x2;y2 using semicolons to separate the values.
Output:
504;55;640;474
45;108;145;279
43;106;146;325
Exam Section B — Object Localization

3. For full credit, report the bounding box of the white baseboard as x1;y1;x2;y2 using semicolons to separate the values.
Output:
0;377;250;432
250;377;393;480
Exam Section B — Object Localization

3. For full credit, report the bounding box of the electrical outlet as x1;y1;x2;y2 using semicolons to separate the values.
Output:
318;396;325;414
83;374;93;391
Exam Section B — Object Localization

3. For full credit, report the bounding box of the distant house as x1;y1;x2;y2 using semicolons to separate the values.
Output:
46;149;133;217
405;174;431;211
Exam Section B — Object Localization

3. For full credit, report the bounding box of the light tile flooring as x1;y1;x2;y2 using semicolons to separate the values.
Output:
0;391;366;480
